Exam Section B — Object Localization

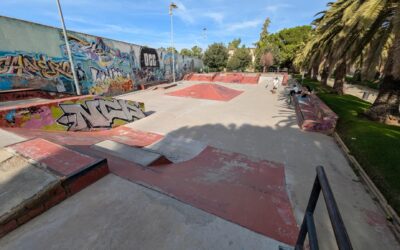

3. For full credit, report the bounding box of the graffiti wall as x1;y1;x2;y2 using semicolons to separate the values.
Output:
0;95;146;131
0;16;203;96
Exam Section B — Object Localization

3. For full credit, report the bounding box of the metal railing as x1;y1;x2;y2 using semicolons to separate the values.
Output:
295;166;353;250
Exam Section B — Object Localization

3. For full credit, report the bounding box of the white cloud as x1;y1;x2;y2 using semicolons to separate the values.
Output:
225;19;263;32
265;3;292;12
204;12;224;24
173;0;195;24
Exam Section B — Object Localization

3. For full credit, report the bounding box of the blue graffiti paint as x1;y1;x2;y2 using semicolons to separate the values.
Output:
5;110;16;123
0;78;12;90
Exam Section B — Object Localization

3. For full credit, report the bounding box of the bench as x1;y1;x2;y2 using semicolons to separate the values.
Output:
292;93;338;134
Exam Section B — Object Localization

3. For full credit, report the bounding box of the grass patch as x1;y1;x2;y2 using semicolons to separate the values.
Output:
294;76;400;214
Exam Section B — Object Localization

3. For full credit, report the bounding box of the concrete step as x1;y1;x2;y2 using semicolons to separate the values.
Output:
0;138;109;238
92;140;172;167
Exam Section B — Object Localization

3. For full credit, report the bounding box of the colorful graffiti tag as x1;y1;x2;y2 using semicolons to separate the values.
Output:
0;96;145;131
0;54;72;79
135;47;164;84
57;98;145;131
63;34;134;96
0;52;74;92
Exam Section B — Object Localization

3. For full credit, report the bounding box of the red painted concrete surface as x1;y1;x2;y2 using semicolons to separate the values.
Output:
5;126;162;147
166;83;243;101
9;138;98;176
213;73;260;84
5;127;298;245
184;73;260;84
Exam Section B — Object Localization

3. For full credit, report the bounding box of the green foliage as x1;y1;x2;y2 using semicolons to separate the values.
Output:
203;43;229;72
228;38;241;50
226;47;252;71
166;47;178;54
254;18;312;71
271;26;313;68
294;75;400;214
180;48;193;56
191;46;203;58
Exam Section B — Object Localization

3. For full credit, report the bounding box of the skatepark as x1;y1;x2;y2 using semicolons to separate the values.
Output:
0;74;399;249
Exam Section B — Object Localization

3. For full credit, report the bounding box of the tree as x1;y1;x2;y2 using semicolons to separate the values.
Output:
260;52;274;73
227;46;252;71
296;0;400;122
191;46;203;58
255;18;312;72
269;26;313;69
228;38;241;50
180;48;193;56
166;47;178;54
203;43;229;72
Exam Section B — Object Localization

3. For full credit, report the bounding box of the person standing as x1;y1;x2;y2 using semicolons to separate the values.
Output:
271;77;280;93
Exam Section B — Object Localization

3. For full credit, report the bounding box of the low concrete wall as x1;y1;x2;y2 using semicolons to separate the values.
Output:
293;94;338;134
0;95;146;131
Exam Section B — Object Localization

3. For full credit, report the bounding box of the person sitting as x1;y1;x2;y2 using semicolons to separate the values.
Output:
287;84;303;104
300;85;312;98
289;84;301;96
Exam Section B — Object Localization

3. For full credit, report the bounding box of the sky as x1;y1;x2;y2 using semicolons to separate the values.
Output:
0;0;331;51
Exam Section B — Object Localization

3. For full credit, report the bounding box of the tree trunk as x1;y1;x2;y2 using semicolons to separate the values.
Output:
366;33;400;124
305;68;312;78
333;58;346;95
321;66;329;86
311;63;318;80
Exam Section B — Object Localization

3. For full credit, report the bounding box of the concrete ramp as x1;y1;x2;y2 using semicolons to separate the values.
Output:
145;135;207;163
92;140;172;167
184;73;260;84
166;83;243;101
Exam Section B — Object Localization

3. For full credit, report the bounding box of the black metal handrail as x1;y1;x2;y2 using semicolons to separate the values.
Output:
295;166;353;250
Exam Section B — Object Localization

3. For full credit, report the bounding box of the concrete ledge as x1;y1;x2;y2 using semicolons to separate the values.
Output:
0;140;109;238
293;94;338;134
92;140;172;167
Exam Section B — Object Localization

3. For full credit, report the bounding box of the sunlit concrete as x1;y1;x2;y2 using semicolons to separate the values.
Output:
118;80;399;249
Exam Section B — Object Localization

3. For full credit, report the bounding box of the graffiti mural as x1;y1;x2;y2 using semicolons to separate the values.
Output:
62;34;134;96
0;52;74;92
0;16;203;95
134;47;164;85
57;98;145;131
0;54;72;79
0;96;145;131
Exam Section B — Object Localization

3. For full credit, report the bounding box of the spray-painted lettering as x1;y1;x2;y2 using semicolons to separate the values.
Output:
0;54;72;79
57;98;145;131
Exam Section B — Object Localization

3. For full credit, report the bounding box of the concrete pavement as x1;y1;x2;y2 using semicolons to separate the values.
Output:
0;174;290;250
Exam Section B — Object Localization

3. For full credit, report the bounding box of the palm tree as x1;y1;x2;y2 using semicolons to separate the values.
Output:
297;0;400;123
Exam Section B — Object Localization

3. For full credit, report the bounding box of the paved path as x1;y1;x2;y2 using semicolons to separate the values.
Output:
326;78;379;103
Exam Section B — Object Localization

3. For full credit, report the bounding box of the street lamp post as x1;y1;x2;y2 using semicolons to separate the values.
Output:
169;2;177;83
56;0;81;95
